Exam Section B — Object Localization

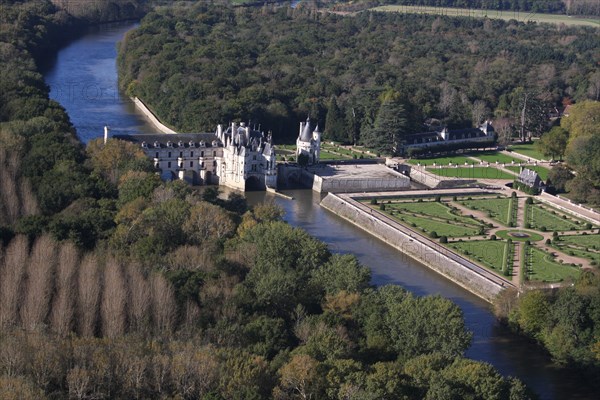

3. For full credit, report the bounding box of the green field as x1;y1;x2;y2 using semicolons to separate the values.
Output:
372;5;600;27
427;167;515;180
388;200;484;226
473;151;524;165
392;212;483;237
460;197;515;226
505;165;549;181
449;240;513;275
407;155;474;166
526;204;588;231
508;143;546;161
524;245;580;282
554;234;600;265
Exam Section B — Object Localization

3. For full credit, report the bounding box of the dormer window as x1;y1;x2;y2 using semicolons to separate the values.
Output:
189;141;195;148
154;141;161;148
167;141;173;148
141;141;148;148
178;141;184;148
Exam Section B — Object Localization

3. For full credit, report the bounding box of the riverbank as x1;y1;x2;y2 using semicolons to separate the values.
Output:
321;192;510;303
132;96;177;134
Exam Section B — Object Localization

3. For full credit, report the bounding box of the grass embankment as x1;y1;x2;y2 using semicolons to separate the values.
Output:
372;5;600;27
473;151;524;165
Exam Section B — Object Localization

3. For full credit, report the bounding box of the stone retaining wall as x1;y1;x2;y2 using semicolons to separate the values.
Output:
321;193;505;302
132;97;177;134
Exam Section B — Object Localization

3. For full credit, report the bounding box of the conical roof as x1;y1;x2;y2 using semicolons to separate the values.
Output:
299;117;312;142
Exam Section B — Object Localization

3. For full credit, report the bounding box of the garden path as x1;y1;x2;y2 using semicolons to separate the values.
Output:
512;242;522;287
516;196;526;228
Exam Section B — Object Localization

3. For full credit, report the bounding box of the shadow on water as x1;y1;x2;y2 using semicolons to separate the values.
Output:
43;21;595;400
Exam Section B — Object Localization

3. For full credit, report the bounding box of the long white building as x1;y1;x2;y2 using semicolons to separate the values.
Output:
114;122;277;191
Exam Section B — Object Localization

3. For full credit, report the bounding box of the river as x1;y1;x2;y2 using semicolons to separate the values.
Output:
41;21;591;400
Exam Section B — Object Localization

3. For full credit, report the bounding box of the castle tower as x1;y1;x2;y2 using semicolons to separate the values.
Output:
296;117;320;165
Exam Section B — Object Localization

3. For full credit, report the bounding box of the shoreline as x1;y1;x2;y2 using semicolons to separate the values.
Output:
131;96;177;134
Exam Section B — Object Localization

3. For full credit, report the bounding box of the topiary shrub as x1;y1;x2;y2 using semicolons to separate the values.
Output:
439;236;448;243
430;231;439;239
524;223;530;229
370;198;378;205
379;204;386;211
540;226;547;232
552;231;558;237
525;197;533;204
545;239;551;245
435;195;441;202
490;235;497;241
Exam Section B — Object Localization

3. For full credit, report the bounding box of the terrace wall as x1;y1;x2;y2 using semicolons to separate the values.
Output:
321;193;506;302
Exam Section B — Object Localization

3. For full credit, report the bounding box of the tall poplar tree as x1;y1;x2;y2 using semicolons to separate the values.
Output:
324;96;346;142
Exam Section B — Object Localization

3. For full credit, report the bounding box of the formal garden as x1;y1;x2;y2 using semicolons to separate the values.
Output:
363;192;597;285
427;167;515;179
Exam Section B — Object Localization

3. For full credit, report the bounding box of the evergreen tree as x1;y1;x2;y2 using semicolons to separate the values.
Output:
324;96;346;142
361;93;408;155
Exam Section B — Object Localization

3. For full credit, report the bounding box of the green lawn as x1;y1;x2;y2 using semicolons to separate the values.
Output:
472;151;524;165
460;197;514;226
495;230;544;242
508;143;545;161
449;240;513;275
526;204;588;231
559;234;600;249
505;165;549;181
319;150;350;160
395;213;482;237
407;155;474;166
554;234;600;265
524;245;580;282
373;5;600;27
427;167;515;180
388;201;484;226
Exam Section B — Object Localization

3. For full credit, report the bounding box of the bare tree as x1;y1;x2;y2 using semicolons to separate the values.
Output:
77;254;101;337
126;263;150;335
471;100;489;127
50;242;79;336
151;273;176;335
101;258;128;338
0;236;29;328
21;235;57;331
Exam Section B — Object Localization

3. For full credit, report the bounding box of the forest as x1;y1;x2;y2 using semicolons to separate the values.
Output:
0;1;537;399
118;3;599;147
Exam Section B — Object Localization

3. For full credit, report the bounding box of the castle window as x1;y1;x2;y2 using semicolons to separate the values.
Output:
190;161;193;167
213;160;217;167
168;161;171;168
213;151;216;156
179;151;183;158
191;151;194;157
168;152;171;158
201;151;204;157
155;152;159;158
253;155;256;160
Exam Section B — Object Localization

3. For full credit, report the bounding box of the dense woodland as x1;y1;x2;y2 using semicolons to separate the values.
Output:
118;3;599;149
0;1;538;399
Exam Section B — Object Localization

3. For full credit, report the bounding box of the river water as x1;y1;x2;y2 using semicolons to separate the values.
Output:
41;22;591;399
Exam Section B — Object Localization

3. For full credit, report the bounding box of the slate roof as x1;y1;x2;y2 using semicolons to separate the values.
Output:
113;133;219;148
519;168;543;187
299;117;313;142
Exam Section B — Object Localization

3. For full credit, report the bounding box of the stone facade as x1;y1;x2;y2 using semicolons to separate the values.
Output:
114;122;277;191
296;117;321;165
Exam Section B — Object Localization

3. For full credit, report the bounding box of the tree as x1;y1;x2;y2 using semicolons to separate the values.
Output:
324;96;346;142
566;134;600;186
311;254;371;295
86;138;152;185
536;126;568;160
547;165;574;192
561;101;600;140
361;93;408;155
512;290;549;339
183;201;235;245
517;90;548;141
275;354;323;400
